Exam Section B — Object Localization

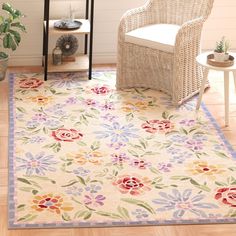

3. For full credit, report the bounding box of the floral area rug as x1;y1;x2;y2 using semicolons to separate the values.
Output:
9;71;236;228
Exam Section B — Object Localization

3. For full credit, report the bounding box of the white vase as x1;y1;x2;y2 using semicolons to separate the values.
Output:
214;51;226;62
224;53;229;61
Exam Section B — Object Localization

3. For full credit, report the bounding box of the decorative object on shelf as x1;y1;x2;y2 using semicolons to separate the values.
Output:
214;36;230;62
0;3;26;81
43;0;94;81
52;46;62;65
53;19;82;30
56;34;79;57
207;54;234;67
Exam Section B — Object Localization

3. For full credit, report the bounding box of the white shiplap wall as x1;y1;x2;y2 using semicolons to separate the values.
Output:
6;0;236;66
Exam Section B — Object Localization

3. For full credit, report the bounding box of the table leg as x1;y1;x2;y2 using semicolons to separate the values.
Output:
224;71;229;127
233;71;236;91
196;68;209;110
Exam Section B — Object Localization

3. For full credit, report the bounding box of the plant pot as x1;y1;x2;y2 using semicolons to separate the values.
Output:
214;51;226;62
224;53;229;61
0;56;8;81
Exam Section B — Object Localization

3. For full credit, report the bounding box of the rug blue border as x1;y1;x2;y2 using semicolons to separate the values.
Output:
8;73;236;229
201;102;236;159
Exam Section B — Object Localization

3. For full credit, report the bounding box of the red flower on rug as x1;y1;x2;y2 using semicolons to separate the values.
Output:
19;78;44;89
113;174;151;195
141;119;174;134
91;86;110;95
31;193;73;214
52;128;83;142
215;187;236;207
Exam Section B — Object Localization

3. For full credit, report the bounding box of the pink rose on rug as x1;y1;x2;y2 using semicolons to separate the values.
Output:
113;174;151;195
52;128;83;142
215;187;236;207
91;86;110;95
141;119;174;134
19;78;44;88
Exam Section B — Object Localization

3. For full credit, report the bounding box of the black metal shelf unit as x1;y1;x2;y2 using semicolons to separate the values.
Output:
43;0;94;81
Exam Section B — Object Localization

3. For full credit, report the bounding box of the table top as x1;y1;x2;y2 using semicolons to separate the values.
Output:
196;51;236;71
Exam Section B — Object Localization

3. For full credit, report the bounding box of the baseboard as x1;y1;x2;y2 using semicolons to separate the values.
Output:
8;53;117;66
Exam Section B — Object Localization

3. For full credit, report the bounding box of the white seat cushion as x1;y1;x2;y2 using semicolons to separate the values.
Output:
125;24;180;53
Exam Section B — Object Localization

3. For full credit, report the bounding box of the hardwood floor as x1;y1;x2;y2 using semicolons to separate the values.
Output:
0;66;236;236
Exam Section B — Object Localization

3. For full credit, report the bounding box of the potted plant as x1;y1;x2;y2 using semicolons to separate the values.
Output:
0;3;26;81
214;36;230;62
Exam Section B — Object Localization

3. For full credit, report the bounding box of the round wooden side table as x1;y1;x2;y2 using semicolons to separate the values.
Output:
196;51;236;126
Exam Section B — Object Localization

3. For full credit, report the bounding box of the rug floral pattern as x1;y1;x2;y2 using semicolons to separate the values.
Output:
9;72;236;228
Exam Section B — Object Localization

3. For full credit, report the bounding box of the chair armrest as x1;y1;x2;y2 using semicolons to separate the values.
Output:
175;17;205;49
118;1;153;39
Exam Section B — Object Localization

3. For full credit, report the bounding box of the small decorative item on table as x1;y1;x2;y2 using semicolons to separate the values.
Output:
52;46;62;65
207;54;234;67
207;36;234;67
213;36;230;62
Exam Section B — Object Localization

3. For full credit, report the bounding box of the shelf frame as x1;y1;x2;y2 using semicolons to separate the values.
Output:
43;0;94;81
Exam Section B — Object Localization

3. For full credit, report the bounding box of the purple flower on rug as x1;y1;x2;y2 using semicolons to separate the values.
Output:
29;136;46;144
185;139;204;151
132;209;149;220
84;194;106;207
152;189;218;219
169;134;188;143
157;162;172;172
32;113;47;122
179;119;195;126
100;102;115;111
107;142;126;150
73;167;91;177
65;97;78;105
101;113;117;122
167;147;182;155
16;152;58;176
26;120;40;129
94;122;139;142
46;103;65;111
169;151;193;164
85;184;102;194
192;133;208;142
44;119;61;129
111;153;130;166
65;186;84;196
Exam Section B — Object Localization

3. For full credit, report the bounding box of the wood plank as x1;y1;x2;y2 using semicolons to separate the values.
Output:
48;55;89;72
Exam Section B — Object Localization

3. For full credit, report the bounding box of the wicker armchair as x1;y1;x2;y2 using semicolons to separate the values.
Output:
116;0;214;105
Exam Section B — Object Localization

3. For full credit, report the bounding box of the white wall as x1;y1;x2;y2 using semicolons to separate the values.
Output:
6;0;236;66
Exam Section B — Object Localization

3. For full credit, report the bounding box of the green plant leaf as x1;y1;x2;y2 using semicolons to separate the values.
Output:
0;21;10;33
3;33;17;51
0;52;8;59
117;206;130;219
121;198;155;214
2;3;23;20
95;211;122;219
9;29;21;44
11;22;26;32
17;177;32;185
